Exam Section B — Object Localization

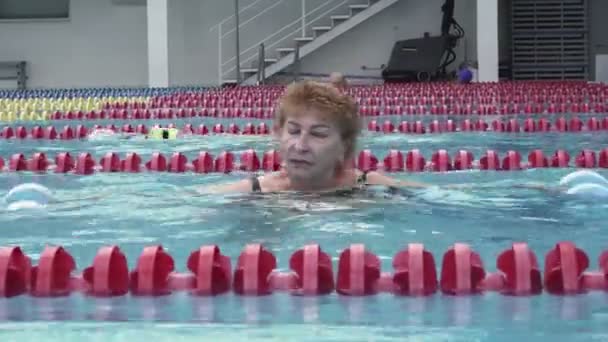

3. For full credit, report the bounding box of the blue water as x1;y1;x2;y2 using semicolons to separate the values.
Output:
2;116;608;341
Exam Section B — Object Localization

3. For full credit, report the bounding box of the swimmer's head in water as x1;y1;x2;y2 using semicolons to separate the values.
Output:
273;80;360;185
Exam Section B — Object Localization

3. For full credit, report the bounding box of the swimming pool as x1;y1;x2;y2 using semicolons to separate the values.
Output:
2;111;608;341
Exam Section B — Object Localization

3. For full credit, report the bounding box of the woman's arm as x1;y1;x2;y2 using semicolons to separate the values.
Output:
194;179;253;194
365;171;432;189
364;171;565;194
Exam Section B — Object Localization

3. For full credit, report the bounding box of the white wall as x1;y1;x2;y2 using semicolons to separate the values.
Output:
0;0;489;88
0;0;147;89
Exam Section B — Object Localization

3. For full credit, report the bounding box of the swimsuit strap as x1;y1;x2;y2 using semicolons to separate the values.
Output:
357;171;369;185
251;175;262;192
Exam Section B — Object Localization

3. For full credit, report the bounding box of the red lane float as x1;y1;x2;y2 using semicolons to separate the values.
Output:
493;242;542;295
0;247;31;297
544;242;589;295
82;246;129;296
186;245;231;295
289;244;335;295
7;116;608;141
3;241;608;298
440;243;485;295
233;244;277;295
336;244;381;296
30;246;76;297
392;243;437;296
3;148;608;174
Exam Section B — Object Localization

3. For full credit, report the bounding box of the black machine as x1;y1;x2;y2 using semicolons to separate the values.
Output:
381;0;465;82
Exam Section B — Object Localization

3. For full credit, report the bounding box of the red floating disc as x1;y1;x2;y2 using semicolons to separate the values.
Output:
357;150;378;172
502;151;522;170
28;152;49;172
100;152;121;172
233;244;276;296
214;151;235;173
54;152;75;173
406;149;425;172
336;244;380;296
382;150;404;172
453;150;473;170
576;150;596;168
392;243;437;296
367;120;379;132
528;150;548;168
121;152;142;172
431;149;452;172
544;241;588;295
130;246;175;296
289;244;334;295
187;245;231;296
61;126;74;140
168;152;188;173
2;126;14;139
30;246;75;297
496;242;542;295
44;126;57;140
82;246;129;297
192;151;214;173
440;243;485;295
9;153;27;172
262;150;281;172
0;247;31;297
523;118;536;132
146;152;168;171
240;149;260;172
75;153;96;175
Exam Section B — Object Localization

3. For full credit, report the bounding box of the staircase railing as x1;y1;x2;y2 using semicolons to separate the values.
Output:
215;0;351;84
211;0;286;84
256;43;266;84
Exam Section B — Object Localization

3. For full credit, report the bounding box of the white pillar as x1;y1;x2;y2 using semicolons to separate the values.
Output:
476;0;499;82
147;0;169;87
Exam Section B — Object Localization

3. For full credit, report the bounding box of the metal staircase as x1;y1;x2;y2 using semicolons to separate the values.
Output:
216;0;399;85
511;0;590;80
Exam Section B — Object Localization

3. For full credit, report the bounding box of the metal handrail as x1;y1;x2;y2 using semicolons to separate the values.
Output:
220;0;286;39
217;0;287;83
209;0;267;31
220;0;343;69
221;0;350;79
293;42;301;82
257;43;266;84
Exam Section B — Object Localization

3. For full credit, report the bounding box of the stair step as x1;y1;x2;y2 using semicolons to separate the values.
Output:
330;15;350;21
240;0;400;85
264;58;278;64
294;36;314;42
222;79;237;85
277;47;295;53
240;68;258;74
349;4;369;10
312;26;332;32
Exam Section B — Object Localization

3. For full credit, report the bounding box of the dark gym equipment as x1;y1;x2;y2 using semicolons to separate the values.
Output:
382;0;464;82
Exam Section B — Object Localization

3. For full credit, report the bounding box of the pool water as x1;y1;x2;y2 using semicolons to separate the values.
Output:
1;115;608;341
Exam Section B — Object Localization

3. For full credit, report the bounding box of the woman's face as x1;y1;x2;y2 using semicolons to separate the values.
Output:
276;109;346;186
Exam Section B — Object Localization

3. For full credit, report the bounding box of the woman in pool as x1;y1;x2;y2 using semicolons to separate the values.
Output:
202;80;430;194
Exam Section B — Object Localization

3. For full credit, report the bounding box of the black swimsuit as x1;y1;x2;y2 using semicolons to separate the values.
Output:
250;171;369;193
